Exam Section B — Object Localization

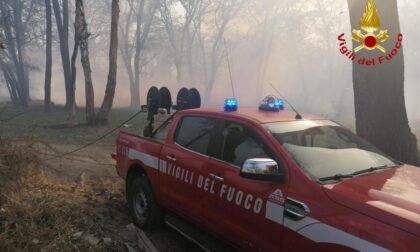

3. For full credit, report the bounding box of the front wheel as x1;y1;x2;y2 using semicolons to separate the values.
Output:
128;176;163;229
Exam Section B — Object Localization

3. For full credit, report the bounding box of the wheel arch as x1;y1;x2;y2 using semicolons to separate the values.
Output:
126;164;148;199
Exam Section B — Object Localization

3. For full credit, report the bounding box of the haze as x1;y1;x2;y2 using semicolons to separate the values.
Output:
1;0;419;128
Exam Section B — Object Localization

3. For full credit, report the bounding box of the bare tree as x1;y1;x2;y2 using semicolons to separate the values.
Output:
0;59;20;106
67;26;79;121
0;0;32;107
159;0;183;84
194;0;244;98
159;0;208;85
347;0;419;164
44;0;52;112
97;0;120;125
120;0;158;108
52;0;75;109
180;0;202;84
156;0;244;99
75;0;95;124
245;0;287;100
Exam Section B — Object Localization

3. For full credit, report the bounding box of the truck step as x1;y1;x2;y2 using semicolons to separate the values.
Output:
164;214;235;252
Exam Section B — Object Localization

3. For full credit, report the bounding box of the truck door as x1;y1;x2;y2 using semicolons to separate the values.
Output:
159;115;220;224
203;120;290;251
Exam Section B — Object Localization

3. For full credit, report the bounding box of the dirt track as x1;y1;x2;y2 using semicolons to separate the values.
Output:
41;144;117;182
38;143;201;251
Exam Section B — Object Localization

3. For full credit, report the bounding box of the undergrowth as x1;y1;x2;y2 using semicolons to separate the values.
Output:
0;143;127;252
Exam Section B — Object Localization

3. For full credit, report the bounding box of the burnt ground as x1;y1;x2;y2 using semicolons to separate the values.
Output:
0;104;202;252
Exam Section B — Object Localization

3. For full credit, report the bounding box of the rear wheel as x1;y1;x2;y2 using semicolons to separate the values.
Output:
128;177;163;229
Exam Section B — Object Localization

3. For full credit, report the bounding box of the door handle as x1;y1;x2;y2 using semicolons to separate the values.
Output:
284;197;310;221
166;155;176;162
209;173;224;182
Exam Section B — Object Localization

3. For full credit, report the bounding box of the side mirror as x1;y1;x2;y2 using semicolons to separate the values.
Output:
240;158;284;183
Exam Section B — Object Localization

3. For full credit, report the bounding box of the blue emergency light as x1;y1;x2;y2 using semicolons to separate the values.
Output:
224;98;238;111
259;95;284;112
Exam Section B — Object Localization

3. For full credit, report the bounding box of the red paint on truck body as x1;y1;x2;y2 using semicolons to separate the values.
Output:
115;108;420;252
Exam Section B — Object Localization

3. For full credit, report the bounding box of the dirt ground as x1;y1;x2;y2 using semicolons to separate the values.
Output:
41;143;201;251
40;144;117;182
0;105;201;252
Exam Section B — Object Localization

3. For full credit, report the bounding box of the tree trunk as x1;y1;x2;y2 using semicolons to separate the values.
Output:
132;9;142;109
174;56;182;85
0;12;20;106
160;0;184;85
4;72;19;106
205;29;225;100
52;0;73;109
0;2;29;107
186;39;195;85
347;0;419;164
130;1;156;108
68;29;79;122
44;0;52;112
121;49;136;107
0;61;19;106
130;79;140;108
97;0;119;125
68;5;81;122
75;0;95;125
63;0;76;110
132;51;143;107
12;1;29;107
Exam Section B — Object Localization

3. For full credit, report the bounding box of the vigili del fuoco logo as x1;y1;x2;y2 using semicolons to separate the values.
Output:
338;0;403;66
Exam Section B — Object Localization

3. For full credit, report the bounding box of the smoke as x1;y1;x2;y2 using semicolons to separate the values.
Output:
2;0;420;131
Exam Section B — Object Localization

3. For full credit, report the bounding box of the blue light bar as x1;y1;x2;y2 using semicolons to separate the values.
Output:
259;95;284;112
274;99;284;108
225;98;238;112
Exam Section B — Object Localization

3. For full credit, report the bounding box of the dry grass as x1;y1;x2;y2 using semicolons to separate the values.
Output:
0;105;148;145
0;143;40;193
0;143;128;252
0;105;199;251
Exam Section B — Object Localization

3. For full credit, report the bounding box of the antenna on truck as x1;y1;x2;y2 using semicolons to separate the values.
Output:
269;83;303;120
224;38;236;98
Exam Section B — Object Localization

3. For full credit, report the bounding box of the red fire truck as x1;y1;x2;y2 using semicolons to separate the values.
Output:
114;96;420;251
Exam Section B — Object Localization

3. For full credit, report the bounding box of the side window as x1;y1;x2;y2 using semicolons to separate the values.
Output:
175;116;216;155
221;121;271;167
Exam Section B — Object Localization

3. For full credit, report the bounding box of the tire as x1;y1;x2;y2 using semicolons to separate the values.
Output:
128;176;163;229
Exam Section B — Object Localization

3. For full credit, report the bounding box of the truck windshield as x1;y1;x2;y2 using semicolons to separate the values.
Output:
264;120;398;181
